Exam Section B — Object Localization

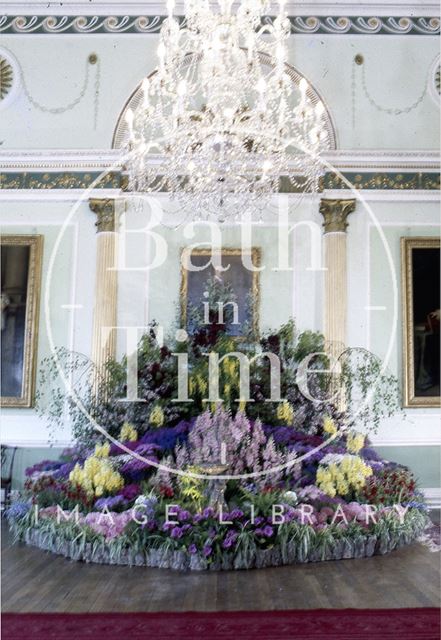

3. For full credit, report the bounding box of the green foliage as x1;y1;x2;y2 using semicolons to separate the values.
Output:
35;277;403;447
339;348;403;432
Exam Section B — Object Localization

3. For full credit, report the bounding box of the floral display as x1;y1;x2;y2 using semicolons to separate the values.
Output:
8;405;428;570
9;315;428;571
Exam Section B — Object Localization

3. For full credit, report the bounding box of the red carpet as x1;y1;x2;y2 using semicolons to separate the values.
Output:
2;609;440;640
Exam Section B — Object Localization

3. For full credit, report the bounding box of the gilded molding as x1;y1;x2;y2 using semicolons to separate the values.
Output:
319;198;356;233
0;171;121;190
89;197;116;233
321;171;441;191
0;15;439;35
401;237;441;409
0;234;43;408
0;170;439;192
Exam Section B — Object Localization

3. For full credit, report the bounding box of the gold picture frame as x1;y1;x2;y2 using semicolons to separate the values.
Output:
180;247;261;337
1;235;43;407
401;237;440;408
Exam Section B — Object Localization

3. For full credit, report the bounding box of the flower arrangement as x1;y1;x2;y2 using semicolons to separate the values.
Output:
9;401;428;571
17;308;421;571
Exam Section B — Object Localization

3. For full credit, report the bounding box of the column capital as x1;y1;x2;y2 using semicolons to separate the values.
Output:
319;198;356;234
89;198;116;233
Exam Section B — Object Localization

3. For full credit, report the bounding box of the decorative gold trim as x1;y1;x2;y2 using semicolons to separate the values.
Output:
0;235;43;408
180;247;261;338
0;54;14;101
401;236;441;408
319;198;356;233
89;198;116;232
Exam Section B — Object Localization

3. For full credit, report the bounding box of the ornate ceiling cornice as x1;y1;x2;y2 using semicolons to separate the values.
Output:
0;149;438;172
2;2;439;16
0;14;439;35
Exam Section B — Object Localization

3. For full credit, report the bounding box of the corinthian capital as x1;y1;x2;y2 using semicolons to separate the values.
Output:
319;199;356;234
89;198;116;233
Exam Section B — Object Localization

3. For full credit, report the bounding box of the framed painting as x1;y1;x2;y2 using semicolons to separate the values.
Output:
180;247;261;337
1;235;43;407
401;237;440;408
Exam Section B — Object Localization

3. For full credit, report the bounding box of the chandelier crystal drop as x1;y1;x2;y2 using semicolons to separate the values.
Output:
124;0;330;220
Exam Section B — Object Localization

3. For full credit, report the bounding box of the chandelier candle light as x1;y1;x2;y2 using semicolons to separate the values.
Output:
124;0;330;220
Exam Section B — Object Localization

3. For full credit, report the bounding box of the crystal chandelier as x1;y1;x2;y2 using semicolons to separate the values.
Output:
124;0;330;220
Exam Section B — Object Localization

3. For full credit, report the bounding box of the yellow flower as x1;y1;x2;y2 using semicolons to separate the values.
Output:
346;431;365;454
197;375;208;395
323;416;337;436
94;441;110;458
149;405;164;428
277;401;294;425
238;399;247;412
69;453;123;496
316;454;372;497
119;422;138;442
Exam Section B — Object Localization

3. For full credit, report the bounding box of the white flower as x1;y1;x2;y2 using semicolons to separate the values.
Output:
283;491;298;504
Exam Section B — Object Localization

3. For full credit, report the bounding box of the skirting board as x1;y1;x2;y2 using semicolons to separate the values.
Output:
423;488;441;510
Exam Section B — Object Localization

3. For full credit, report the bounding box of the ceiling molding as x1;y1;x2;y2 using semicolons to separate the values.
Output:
1;2;439;18
0;149;439;172
0;12;439;35
0;149;122;171
322;188;440;201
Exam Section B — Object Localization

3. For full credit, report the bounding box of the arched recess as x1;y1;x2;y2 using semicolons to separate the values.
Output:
112;54;337;151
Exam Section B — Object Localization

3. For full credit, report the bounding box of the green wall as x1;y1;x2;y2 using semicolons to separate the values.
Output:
374;446;440;488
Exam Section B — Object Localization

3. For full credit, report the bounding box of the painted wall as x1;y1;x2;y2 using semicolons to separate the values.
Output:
0;26;439;498
1;199;97;446
0;34;439;150
346;198;440;493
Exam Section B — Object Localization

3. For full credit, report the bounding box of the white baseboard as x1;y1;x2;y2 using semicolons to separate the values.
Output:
423;488;441;510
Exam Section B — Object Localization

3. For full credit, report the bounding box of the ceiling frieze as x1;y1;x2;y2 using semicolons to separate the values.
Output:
0;14;439;35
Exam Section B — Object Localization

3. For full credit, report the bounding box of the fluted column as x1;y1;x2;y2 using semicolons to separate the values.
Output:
89;198;118;386
320;198;356;352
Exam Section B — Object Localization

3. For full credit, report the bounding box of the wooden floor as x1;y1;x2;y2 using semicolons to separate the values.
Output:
2;522;440;612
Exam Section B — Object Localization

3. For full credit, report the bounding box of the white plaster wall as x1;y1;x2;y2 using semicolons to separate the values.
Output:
346;197;440;448
0;199;97;446
0;34;439;150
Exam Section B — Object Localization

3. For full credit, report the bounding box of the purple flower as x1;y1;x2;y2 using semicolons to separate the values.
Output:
262;525;274;537
171;526;183;539
94;495;126;511
202;507;215;519
229;509;244;519
53;462;76;480
177;509;192;522
25;460;62;477
254;516;264;526
188;544;197;554
222;530;238;549
119;483;142;502
6;502;30;520
203;545;212;557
